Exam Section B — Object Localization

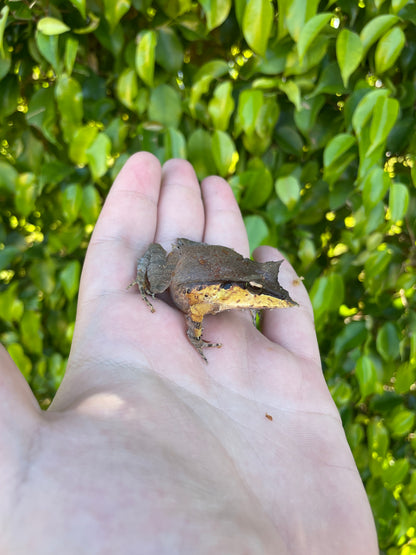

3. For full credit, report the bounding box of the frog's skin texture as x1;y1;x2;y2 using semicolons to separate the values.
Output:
132;238;297;361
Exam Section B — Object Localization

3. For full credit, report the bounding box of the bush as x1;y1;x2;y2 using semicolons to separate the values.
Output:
1;0;415;550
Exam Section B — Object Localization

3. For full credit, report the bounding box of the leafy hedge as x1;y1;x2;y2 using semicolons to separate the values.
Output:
1;0;416;550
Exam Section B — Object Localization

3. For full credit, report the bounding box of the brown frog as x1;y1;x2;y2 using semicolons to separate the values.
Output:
130;238;297;361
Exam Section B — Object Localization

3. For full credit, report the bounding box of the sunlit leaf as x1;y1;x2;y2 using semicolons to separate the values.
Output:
389;182;409;222
336;29;363;87
242;0;273;56
375;27;405;74
297;12;332;62
37;17;70;35
135;30;157;87
199;0;231;31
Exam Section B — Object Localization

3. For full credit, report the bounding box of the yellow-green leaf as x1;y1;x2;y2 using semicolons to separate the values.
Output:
336;29;363;87
37;17;70;35
242;0;273;57
135;30;157;87
375;26;405;74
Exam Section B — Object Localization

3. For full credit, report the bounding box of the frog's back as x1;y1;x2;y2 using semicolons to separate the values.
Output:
173;239;260;285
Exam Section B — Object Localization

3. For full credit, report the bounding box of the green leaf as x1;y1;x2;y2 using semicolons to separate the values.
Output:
69;125;99;165
116;68;139;110
312;61;344;96
297;237;316;269
20;311;43;354
360;15;399;56
0;51;11;81
212;130;238;177
235;89;264;136
244;214;269;252
208;81;235;131
387;409;415;438
86;133;112;180
362;168;390;212
164;128;187;159
187;128;216;180
26;87;58;145
330;381;353;407
80;185;102;224
0;161;18;193
59;260;81;301
336;29;363;87
104;0;131;30
355;355;378;398
37;17;70;35
323;133;356;185
0;74;18;119
64;36;79;75
148;85;182;128
14;173;38;217
190;60;229;114
157;0;192;18
35;31;60;72
375;26;405;74
29;259;56;295
0;5;9;58
0;246;19;271
382;458;410;490
368;419;389;457
368;96;399;155
297;12;332;62
352;89;390;136
394;364;416;395
276;80;301;111
199;0;231;31
391;0;409;14
155;28;184;73
0;283;23;322
310;273;345;324
7;344;31;380
61;183;83;223
135;30;157;87
376;322;400;362
275;175;300;210
240;167;273;209
55;74;83;143
242;0;274;57
389;182;409;222
284;0;320;41
69;0;86;18
73;12;100;34
364;249;393;290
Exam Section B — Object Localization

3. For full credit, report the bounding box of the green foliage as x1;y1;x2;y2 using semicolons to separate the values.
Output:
1;0;415;549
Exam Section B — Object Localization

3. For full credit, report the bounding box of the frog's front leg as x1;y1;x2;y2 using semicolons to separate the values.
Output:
185;314;221;362
129;243;172;312
128;248;156;311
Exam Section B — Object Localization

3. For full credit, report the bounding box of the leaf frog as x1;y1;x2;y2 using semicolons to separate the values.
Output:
130;238;297;361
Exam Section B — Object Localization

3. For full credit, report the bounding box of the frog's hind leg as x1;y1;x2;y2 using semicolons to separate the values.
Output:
185;314;221;362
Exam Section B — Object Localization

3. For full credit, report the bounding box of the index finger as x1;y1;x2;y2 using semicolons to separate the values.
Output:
78;152;162;303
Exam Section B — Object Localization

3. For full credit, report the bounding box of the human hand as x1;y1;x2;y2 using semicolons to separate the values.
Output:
0;152;377;553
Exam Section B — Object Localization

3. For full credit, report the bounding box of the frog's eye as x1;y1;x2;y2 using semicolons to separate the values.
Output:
248;281;263;291
220;282;233;290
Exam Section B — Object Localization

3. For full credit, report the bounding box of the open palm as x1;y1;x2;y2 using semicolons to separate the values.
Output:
0;153;377;554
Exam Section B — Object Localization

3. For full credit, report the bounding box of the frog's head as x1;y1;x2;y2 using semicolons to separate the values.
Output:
185;258;297;317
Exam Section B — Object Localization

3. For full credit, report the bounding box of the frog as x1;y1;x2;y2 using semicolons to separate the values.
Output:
130;238;297;361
